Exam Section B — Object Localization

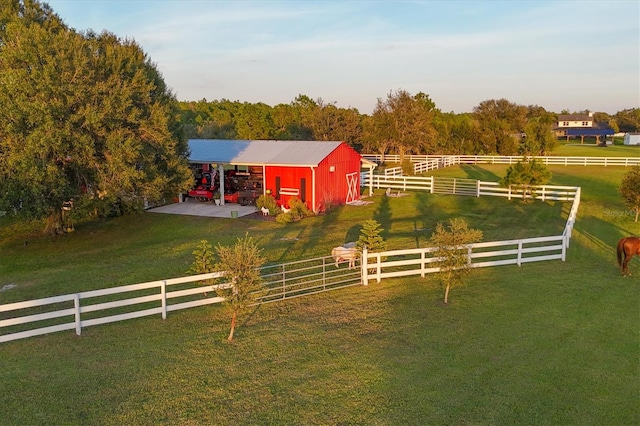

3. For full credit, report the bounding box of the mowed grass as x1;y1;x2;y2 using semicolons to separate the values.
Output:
1;165;639;425
552;141;640;157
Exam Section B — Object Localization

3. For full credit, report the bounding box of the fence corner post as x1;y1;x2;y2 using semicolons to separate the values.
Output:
74;293;82;336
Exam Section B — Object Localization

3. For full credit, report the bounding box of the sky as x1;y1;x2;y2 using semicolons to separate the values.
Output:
44;0;639;115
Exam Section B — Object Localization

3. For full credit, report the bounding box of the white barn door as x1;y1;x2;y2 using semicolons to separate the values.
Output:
345;172;359;204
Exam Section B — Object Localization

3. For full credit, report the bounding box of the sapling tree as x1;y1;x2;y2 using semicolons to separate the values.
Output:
357;219;386;253
187;240;216;292
500;157;552;201
214;234;265;341
619;165;640;222
430;218;483;304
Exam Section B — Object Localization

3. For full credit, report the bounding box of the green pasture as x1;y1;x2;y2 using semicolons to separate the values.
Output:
553;141;640;157
0;164;638;425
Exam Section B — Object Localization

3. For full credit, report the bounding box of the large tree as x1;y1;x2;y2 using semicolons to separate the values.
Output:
619;166;640;223
614;108;640;133
521;116;557;156
433;112;481;154
473;98;528;155
371;89;438;159
0;0;192;233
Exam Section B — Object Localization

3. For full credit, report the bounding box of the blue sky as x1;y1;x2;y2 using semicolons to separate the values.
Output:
45;0;639;115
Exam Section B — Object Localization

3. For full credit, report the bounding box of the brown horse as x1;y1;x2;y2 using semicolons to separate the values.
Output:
617;237;640;276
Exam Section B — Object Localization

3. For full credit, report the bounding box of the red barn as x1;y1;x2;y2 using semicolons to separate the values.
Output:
188;139;367;212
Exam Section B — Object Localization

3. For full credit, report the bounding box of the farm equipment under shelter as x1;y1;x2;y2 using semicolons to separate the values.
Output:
187;169;218;201
187;168;263;205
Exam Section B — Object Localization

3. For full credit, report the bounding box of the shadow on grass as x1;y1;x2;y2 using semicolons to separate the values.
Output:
460;164;502;181
373;194;392;240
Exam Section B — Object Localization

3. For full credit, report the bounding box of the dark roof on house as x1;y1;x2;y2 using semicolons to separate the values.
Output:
188;139;347;167
558;114;593;122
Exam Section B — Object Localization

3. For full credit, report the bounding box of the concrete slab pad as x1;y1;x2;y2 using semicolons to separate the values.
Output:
147;198;258;218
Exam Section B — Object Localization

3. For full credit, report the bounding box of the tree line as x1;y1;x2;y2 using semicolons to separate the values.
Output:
177;94;640;158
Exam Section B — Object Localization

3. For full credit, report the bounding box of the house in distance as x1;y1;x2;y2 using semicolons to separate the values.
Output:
553;113;614;144
187;139;372;213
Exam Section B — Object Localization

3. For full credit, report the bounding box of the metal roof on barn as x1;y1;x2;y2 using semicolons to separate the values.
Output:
188;139;344;167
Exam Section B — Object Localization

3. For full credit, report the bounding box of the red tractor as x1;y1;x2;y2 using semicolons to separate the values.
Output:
187;170;218;202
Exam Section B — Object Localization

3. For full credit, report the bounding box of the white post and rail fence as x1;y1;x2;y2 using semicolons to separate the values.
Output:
1;179;581;344
363;154;640;168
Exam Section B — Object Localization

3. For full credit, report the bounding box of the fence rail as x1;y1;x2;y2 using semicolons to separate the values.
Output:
362;173;580;202
0;273;231;343
363;154;640;167
361;235;567;284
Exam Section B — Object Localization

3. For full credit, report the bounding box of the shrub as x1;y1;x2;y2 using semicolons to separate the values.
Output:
256;194;279;215
401;159;413;176
287;197;313;221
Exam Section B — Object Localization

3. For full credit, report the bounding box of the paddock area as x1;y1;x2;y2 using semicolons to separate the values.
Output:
147;197;258;218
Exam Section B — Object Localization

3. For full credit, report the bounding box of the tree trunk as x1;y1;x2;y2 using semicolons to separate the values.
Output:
227;310;237;341
444;284;450;304
44;210;64;235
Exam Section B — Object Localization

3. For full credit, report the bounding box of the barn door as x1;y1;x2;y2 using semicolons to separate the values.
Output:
345;172;359;204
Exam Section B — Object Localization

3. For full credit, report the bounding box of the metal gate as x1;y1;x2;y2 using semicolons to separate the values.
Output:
432;177;478;196
256;255;362;304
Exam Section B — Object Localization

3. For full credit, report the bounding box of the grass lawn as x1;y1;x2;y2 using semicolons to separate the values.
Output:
0;164;638;425
553;141;640;157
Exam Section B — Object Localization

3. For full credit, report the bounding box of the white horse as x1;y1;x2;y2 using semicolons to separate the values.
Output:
331;246;358;269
